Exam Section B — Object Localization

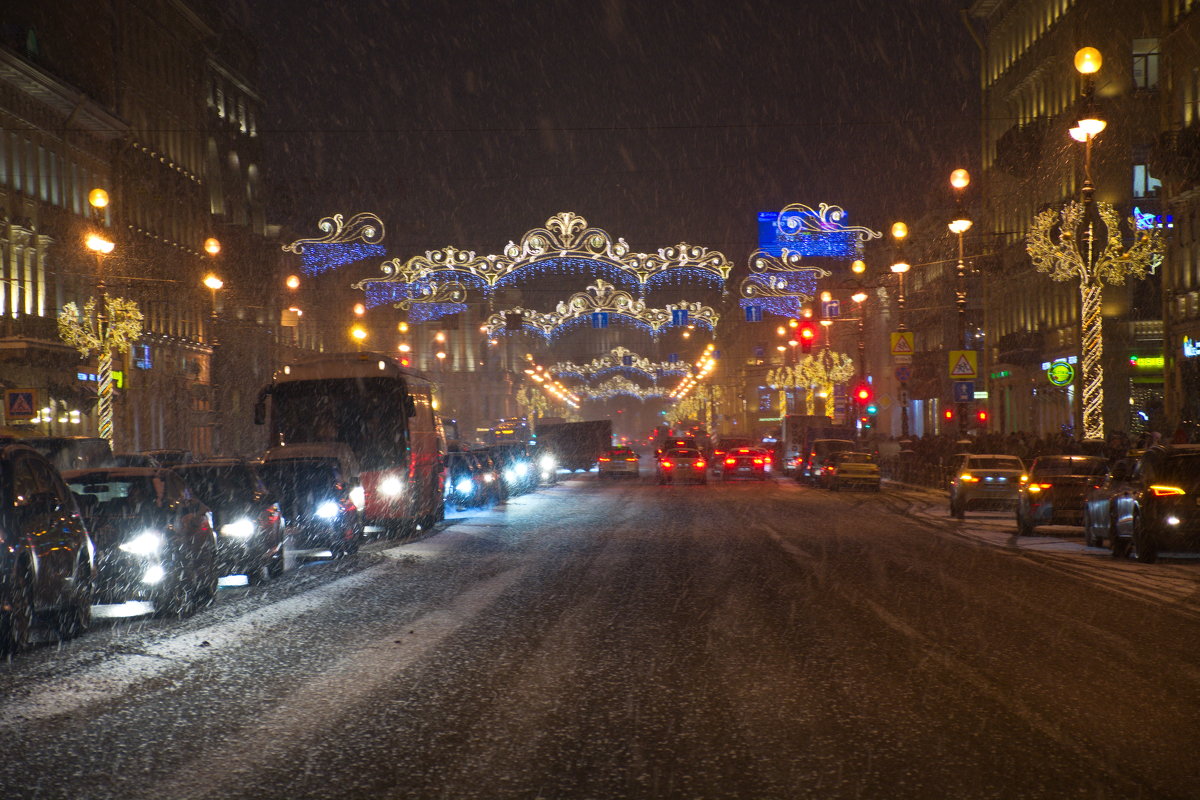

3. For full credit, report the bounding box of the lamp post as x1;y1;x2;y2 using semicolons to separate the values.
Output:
890;221;911;439
1026;47;1164;441
949;168;973;436
86;189;115;444
202;267;223;456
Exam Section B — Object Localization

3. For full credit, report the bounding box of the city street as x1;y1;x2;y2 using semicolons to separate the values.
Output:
2;475;1198;799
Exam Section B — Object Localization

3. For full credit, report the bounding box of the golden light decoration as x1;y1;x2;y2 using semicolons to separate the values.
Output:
549;346;687;382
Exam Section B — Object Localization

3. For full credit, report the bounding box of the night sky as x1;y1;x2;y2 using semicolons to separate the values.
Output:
248;0;979;264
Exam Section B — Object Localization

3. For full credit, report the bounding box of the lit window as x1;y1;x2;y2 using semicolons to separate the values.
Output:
1133;165;1162;198
1133;39;1159;90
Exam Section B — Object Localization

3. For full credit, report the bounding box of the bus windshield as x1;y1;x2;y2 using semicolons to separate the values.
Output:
270;377;409;471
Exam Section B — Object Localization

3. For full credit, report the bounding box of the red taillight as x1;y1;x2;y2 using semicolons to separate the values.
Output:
694;459;706;469
661;460;674;469
262;505;281;525
752;458;764;465
1150;485;1186;497
725;457;736;465
625;457;638;462
598;457;611;462
764;456;772;464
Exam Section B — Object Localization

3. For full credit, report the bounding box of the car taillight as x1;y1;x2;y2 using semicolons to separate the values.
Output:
599;457;611;462
764;456;772;464
661;460;674;469
625;457;638;462
752;458;764;465
725;457;736;466
960;473;980;483
1026;483;1052;492
1150;485;1186;496
694;459;706;469
262;505;281;525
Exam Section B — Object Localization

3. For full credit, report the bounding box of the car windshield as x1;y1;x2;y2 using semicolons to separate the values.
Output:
968;457;1023;470
1031;458;1108;477
837;452;873;464
257;460;340;512
668;449;701;458
67;474;163;513
174;465;257;508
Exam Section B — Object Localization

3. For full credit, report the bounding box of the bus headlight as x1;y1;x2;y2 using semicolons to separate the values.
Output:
379;476;404;497
221;518;255;538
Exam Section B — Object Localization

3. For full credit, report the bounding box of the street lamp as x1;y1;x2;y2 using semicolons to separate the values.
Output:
891;259;911;438
87;188;115;443
1026;47;1164;440
949;169;973;435
350;324;368;352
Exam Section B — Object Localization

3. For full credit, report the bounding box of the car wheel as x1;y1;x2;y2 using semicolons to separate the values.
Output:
1130;516;1159;564
193;537;218;607
55;561;94;640
1016;512;1034;537
1083;512;1102;547
267;537;286;579
1109;511;1131;558
0;565;33;657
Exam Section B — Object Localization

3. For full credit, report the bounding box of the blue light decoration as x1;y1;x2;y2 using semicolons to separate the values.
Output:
739;296;804;318
758;204;881;259
1133;206;1174;230
408;303;468;323
282;212;387;275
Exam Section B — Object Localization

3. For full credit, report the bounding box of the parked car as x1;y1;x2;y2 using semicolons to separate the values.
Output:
257;455;363;557
1083;455;1141;548
172;460;286;582
803;439;856;485
720;447;772;481
442;451;500;510
1088;444;1200;562
598;447;640;479
820;450;881;491
0;436;113;472
1015;455;1109;535
0;444;95;655
64;467;216;615
948;454;1025;518
656;448;708;485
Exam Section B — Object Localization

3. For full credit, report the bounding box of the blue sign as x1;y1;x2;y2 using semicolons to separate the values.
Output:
668;353;679;363
822;298;841;318
671;309;689;326
591;312;609;329
745;305;763;322
621;355;633;366
953;381;975;402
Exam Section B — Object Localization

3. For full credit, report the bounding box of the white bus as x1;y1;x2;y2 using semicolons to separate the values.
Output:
255;352;446;535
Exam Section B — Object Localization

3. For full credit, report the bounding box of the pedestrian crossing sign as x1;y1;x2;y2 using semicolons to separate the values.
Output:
4;389;37;422
948;350;978;380
890;331;914;356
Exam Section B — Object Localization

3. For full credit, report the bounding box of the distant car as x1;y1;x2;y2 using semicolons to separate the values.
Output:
172;460;286;582
656;448;708;485
64;467;216;615
490;444;537;495
948;454;1025;518
656;437;697;459
112;453;159;468
710;437;756;471
598;447;640;479
257;456;363;558
803;439;856;484
720;447;772;481
821;450;881;491
1015;455;1108;535
1089;444;1200;562
0;445;95;655
442;451;501;510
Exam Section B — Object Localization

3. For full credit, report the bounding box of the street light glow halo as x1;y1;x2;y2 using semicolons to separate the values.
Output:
1074;47;1102;75
890;261;911;274
203;274;224;291
1077;117;1107;137
88;188;109;209
86;234;115;254
949;219;973;234
950;169;970;190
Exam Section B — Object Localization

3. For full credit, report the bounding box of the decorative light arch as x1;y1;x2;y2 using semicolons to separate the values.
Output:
550;346;688;382
356;211;734;304
282;212;386;276
483;280;718;339
575;376;669;402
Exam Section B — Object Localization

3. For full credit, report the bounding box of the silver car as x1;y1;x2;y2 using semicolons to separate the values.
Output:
948;454;1025;519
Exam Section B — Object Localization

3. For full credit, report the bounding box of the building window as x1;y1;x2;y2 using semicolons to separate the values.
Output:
1133;164;1162;198
1133;39;1159;90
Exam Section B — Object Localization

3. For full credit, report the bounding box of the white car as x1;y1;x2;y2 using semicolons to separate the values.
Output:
598;447;640;479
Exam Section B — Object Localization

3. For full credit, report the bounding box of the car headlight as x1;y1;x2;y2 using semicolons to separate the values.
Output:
220;517;255;538
379;476;404;497
142;564;165;584
514;462;530;477
539;454;556;470
315;500;340;520
349;485;365;509
503;469;518;483
119;530;163;556
455;478;474;495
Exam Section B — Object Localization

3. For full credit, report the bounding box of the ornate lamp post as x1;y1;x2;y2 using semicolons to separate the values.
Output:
1026;47;1165;440
202;264;223;455
890;222;911;439
949;168;973;436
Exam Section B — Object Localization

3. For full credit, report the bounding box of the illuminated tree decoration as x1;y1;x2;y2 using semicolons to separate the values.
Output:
282;212;386;276
1027;200;1164;439
58;296;144;444
357;212;734;298
550;346;688;382
767;350;855;416
483;280;718;339
773;203;883;258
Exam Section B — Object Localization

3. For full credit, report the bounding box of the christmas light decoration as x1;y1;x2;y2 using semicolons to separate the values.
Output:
482;280;718;339
282;212;387;276
357;212;734;298
1027;201;1164;439
574;376;668;402
549;346;689;382
772;203;882;258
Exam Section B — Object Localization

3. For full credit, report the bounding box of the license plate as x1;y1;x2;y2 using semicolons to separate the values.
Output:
738;467;751;472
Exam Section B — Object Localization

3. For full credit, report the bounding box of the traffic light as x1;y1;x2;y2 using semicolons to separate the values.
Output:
798;321;816;353
976;408;989;427
854;383;872;404
943;408;954;421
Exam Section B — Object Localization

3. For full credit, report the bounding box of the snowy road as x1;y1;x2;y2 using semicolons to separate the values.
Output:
2;475;1199;799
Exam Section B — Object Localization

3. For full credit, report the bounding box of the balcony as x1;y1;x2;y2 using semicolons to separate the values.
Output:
0;315;78;365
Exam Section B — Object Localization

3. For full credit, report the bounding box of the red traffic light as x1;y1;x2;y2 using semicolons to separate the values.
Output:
855;384;872;402
943;408;954;420
976;409;989;423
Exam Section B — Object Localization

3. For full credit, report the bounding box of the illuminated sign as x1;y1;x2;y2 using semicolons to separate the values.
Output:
1046;361;1074;386
1185;336;1200;358
1129;355;1164;369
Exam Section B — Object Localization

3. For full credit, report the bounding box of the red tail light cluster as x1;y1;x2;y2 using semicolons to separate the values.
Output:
694;459;707;469
598;456;612;462
661;460;674;469
725;457;737;465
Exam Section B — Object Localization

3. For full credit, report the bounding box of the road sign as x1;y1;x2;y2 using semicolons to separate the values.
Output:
1046;361;1074;386
890;331;914;356
952;381;975;402
822;298;840;318
4;389;36;422
948;350;978;380
894;365;911;383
